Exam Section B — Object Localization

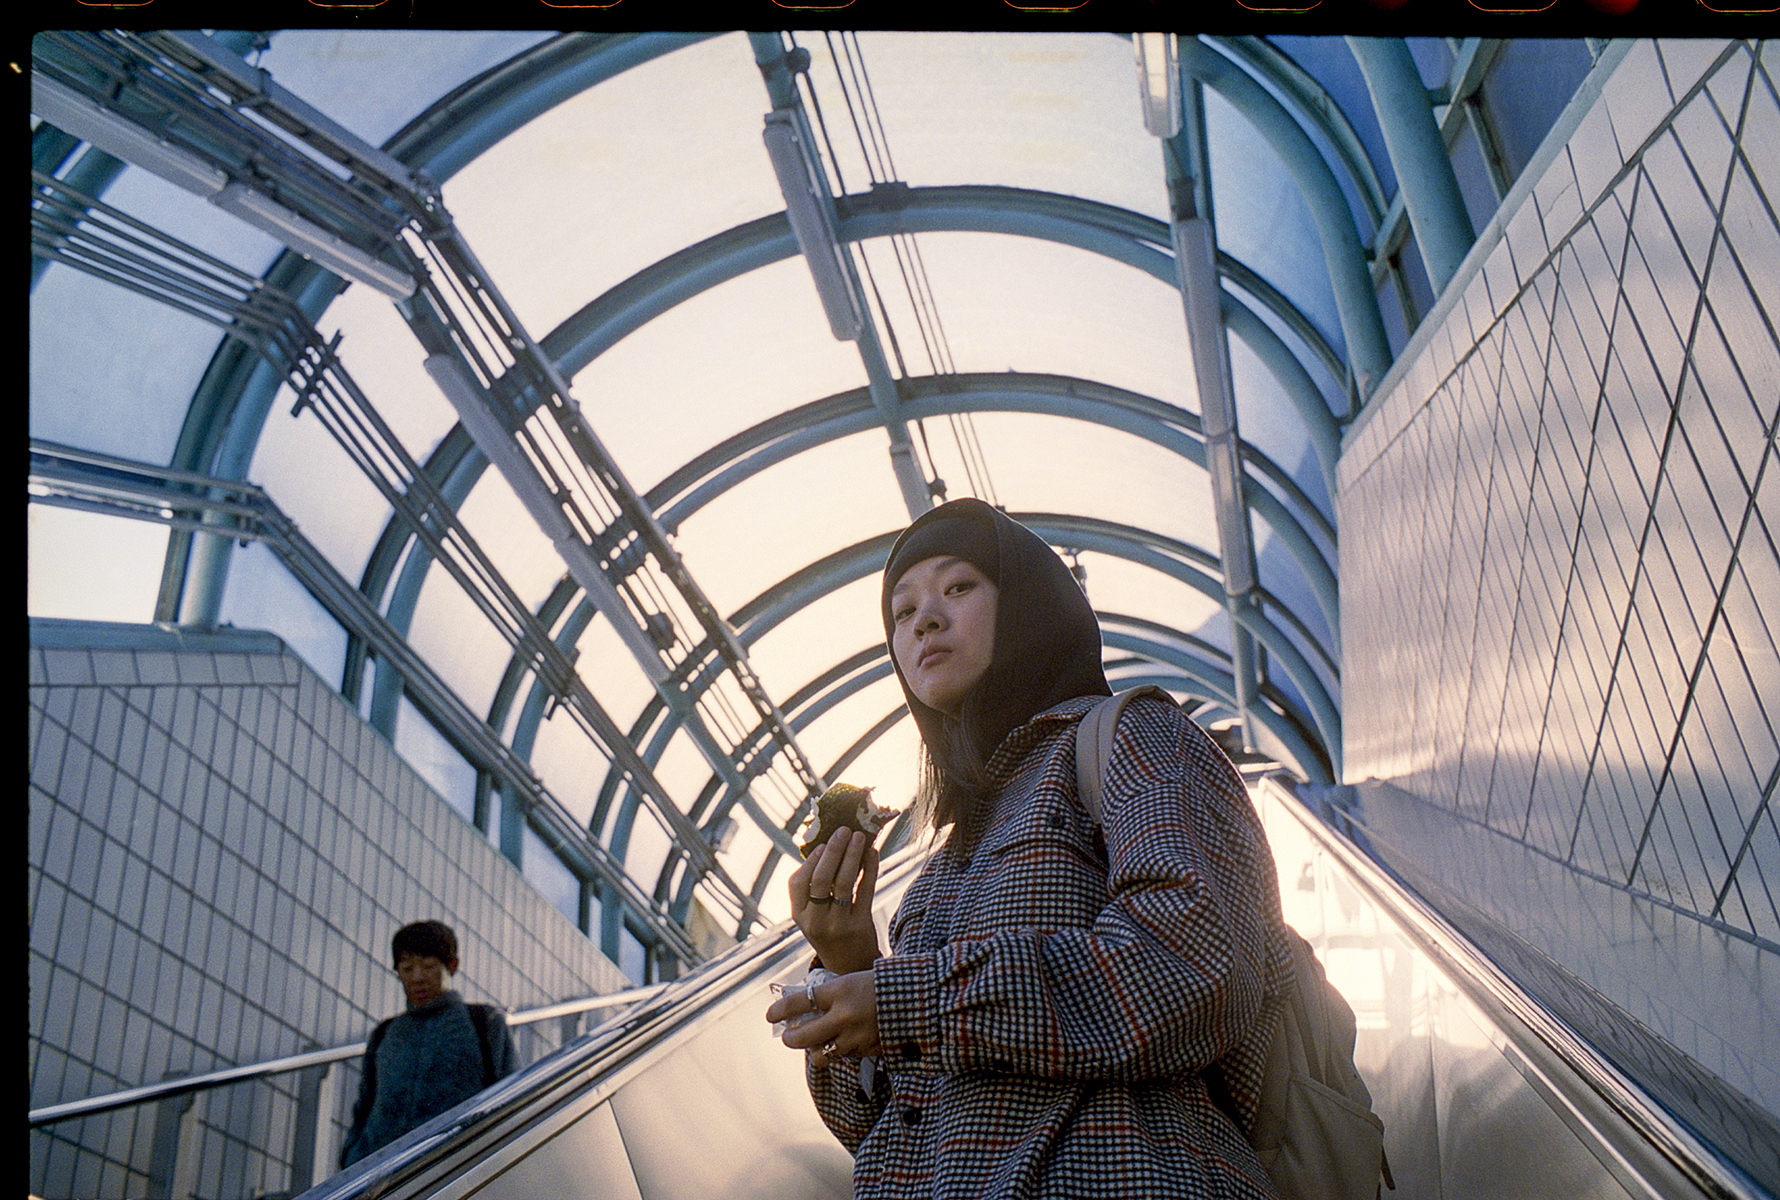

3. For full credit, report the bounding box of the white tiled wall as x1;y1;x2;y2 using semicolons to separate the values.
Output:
1340;38;1777;1119
28;618;630;1199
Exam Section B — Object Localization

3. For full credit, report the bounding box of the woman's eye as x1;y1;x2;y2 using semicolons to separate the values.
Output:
893;606;914;623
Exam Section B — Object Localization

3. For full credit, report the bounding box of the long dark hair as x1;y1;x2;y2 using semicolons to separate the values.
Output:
882;499;1110;839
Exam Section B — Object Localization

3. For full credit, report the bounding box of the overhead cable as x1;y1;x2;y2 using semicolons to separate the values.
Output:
796;31;998;507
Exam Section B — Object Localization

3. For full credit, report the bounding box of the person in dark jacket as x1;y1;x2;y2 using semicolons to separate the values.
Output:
766;498;1294;1198
340;920;518;1168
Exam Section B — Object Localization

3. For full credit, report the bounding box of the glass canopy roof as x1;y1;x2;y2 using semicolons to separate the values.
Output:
30;29;1588;978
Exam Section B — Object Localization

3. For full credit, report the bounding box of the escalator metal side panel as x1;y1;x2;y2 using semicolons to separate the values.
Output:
450;1102;644;1200
1256;778;1763;1200
303;848;925;1200
312;790;1759;1200
430;975;855;1200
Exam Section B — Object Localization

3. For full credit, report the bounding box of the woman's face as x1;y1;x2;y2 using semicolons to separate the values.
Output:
889;555;998;716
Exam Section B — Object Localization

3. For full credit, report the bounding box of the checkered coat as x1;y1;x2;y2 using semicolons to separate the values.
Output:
808;693;1293;1198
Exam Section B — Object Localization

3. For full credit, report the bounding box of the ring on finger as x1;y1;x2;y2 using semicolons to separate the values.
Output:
808;894;834;904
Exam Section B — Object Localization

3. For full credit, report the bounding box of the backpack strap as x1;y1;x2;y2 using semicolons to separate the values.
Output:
467;1003;498;1086
362;1014;395;1087
1074;686;1175;825
341;1015;396;1169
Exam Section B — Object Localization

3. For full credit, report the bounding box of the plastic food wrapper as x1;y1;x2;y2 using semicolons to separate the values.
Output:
770;968;838;1037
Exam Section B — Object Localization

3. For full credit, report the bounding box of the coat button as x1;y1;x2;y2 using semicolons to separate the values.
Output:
901;1106;923;1127
1050;812;1067;829
901;1041;922;1062
991;1057;1013;1073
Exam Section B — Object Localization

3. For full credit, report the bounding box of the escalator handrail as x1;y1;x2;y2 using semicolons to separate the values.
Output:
305;785;1767;1200
1259;776;1767;1200
27;985;671;1129
298;844;930;1200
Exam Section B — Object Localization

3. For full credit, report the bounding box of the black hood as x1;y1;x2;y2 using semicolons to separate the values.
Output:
881;498;1110;778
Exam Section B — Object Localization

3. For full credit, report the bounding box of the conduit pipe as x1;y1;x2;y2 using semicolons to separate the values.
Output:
1175;38;1393;401
1346;37;1476;298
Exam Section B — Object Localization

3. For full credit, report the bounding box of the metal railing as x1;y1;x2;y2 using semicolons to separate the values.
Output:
28;986;664;1200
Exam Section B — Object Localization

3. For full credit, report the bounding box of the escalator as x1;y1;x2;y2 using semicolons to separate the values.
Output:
299;781;1773;1200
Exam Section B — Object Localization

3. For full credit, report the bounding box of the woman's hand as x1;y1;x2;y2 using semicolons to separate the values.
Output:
766;968;880;1064
790;829;883;975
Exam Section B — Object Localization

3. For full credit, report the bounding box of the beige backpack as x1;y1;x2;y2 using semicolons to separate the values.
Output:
1075;686;1394;1200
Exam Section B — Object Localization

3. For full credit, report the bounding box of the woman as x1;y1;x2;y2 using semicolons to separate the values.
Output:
767;497;1293;1198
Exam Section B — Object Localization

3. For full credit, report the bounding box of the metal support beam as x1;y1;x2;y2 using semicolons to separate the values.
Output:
1151;53;1264;753
1345;38;1473;300
412;323;804;863
1347;37;1476;299
159;34;712;634
382;151;826;865
1364;41;1507;307
29;54;416;300
1176;215;1265;752
858;320;937;519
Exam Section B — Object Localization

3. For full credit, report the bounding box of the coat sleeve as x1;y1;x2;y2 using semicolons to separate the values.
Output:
874;700;1290;1085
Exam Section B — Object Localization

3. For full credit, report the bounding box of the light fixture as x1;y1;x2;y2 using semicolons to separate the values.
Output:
1134;33;1182;140
33;71;228;195
1173;216;1255;597
31;71;415;300
210;183;415;300
763;107;863;341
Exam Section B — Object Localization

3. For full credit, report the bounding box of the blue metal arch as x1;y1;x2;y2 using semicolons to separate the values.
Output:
165;32;712;643
536;398;1343;849
141;32;1382;949
357;185;1344;748
349;107;1358;960
538;184;1345;456
354;180;1347;767
574;512;1337;907
639;375;1338;643
155;34;1380;768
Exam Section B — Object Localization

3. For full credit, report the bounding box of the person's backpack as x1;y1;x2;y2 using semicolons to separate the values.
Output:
1074;687;1394;1200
